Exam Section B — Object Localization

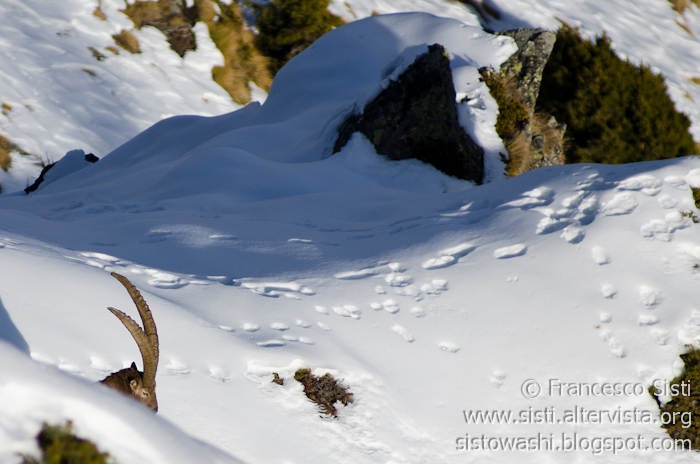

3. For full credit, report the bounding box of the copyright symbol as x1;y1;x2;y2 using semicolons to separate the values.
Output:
522;379;541;399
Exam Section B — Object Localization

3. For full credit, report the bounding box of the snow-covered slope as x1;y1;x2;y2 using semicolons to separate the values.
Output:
3;2;700;464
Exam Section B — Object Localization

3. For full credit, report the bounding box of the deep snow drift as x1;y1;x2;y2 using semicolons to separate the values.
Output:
2;6;700;464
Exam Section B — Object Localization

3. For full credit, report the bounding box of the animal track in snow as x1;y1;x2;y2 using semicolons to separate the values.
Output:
89;356;114;375
296;319;311;328
639;286;662;308
599;312;612;323
640;211;690;241
677;310;700;344
385;273;413;287
317;322;331;331
591;246;610;265
332;305;361;319
314;305;329;314
410;307;426;317
601;192;638;216
438;342;460;353
30;353;55;365
298;337;314;345
394;285;422;300
601;284;617;299
58;362;83;375
599;330;626;358
421;279;448;296
617;175;662;196
165;359;191;375
657;194;678;209
493;244;527;259
382;299;400;313
282;334;298;342
219;325;234;332
374;286;387;294
506;276;519;282
242;323;260;332
270;323;289;331
209;367;230;382
422;255;456;270
664;175;687;189
391;325;414;342
561;191;585;209
502;187;555;209
490;370;505;387
370;302;382;310
560;225;585;244
257;340;286;347
242;281;313;298
649;328;670;345
638;314;659;326
536;217;571;235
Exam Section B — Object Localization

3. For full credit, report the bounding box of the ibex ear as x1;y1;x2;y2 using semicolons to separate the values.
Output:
130;362;137;370
130;379;138;390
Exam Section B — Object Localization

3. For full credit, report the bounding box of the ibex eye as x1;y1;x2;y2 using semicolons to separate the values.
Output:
142;392;149;396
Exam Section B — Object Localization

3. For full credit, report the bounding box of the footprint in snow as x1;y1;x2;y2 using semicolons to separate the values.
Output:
209;367;230;383
299;337;315;345
617;175;662;196
58;362;83;375
165;359;191;375
257;340;286;347
391;325;414;342
601;284;617;299
599;312;612;323
89;356;115;375
493;244;527;259
383;299;400;313
410;307;427;318
657;194;678;209
601;192;638;216
296;319;311;328
385;273;413;287
490;370;505;387
664;175;687;189
332;305;361;319
282;334;299;342
677;310;700;344
314;305;329;314
649;328;670;345
638;314;659;326
639;286;662;308
242;323;260;332
560;225;585;244
270;323;289;331
422;255;456;270
317;322;332;331
438;341;460;353
591;246;610;265
375;286;387;295
421;279;448;295
599;330;626;358
219;325;235;332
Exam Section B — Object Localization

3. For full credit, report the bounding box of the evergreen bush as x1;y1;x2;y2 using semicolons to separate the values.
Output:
248;0;344;75
537;25;698;164
649;345;700;449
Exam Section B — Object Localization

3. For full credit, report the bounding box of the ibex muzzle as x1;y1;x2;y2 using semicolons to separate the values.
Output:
100;272;159;412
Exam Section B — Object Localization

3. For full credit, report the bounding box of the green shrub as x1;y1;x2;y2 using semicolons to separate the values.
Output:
294;368;352;417
537;25;698;164
248;0;344;75
649;345;700;449
20;422;111;464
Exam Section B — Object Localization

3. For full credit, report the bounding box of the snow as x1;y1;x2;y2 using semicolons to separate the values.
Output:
2;1;700;463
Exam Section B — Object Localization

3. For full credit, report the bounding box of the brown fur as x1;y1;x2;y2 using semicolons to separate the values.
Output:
101;362;158;411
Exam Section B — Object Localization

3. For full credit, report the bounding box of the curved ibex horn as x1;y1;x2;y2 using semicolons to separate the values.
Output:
108;272;159;388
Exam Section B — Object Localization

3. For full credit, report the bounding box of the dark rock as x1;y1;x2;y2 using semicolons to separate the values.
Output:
333;44;484;184
496;28;555;115
25;163;55;194
496;29;566;169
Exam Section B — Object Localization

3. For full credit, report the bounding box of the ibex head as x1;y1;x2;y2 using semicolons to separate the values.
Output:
100;272;159;412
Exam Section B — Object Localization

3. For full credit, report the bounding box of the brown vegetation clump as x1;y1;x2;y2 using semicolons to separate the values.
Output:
0;134;15;171
112;30;141;54
294;368;352;417
669;0;700;15
19;422;110;464
121;0;197;57
198;0;273;104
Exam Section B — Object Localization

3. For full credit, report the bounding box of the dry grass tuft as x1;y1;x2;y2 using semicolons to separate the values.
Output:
0;134;15;171
88;46;106;61
105;46;119;55
668;0;700;14
112;30;141;54
83;68;97;77
198;0;272;104
294;368;352;417
1;102;11;116
689;77;700;86
121;0;197;57
93;6;107;21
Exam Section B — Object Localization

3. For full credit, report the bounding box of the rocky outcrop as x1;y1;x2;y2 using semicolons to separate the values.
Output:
333;44;485;184
496;28;566;170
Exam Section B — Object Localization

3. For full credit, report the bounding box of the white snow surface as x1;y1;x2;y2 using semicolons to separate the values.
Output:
3;2;700;464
